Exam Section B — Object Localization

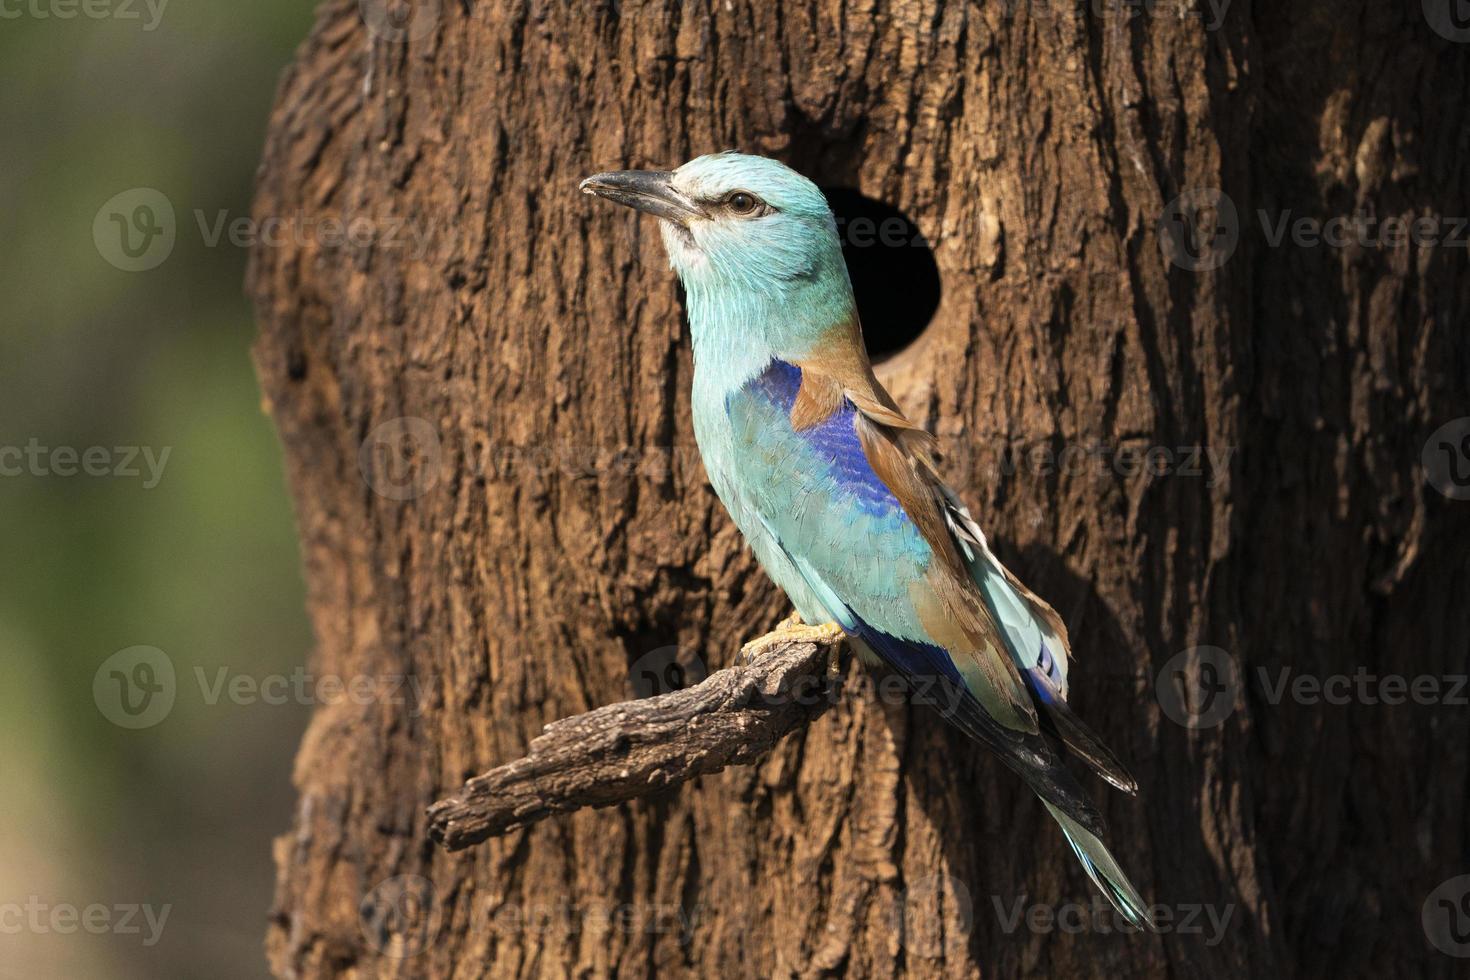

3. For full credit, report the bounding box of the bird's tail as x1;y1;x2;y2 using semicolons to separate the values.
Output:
1041;800;1157;932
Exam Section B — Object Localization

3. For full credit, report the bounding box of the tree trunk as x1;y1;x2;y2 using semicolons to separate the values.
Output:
248;1;1470;976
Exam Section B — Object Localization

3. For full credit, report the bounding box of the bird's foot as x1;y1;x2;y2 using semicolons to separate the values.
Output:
737;614;844;667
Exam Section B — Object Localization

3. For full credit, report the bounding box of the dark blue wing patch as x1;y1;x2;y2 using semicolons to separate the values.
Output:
737;360;904;518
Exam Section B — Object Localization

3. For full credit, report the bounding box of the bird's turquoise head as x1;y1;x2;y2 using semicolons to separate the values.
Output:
580;152;858;369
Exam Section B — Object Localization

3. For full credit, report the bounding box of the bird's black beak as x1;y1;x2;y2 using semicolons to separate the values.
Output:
579;170;705;226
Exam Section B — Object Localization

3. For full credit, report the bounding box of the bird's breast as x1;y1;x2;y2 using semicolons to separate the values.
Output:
688;363;837;622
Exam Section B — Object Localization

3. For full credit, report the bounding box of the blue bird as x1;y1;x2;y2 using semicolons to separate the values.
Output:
581;153;1156;931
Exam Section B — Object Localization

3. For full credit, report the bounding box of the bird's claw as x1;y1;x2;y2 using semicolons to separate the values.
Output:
736;613;845;667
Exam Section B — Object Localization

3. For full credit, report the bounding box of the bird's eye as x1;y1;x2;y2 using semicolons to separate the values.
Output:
725;191;763;216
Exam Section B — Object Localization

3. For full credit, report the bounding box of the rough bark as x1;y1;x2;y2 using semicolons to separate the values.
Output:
248;2;1470;977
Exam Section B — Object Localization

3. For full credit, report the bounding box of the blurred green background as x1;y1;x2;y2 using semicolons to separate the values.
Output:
0;3;320;977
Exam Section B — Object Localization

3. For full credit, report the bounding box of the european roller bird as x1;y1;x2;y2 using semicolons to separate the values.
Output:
581;152;1155;931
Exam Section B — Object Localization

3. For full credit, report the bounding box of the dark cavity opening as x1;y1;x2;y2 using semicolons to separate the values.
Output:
821;187;941;360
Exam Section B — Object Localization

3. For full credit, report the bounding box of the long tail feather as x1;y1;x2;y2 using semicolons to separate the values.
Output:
1042;801;1157;932
1028;677;1139;795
